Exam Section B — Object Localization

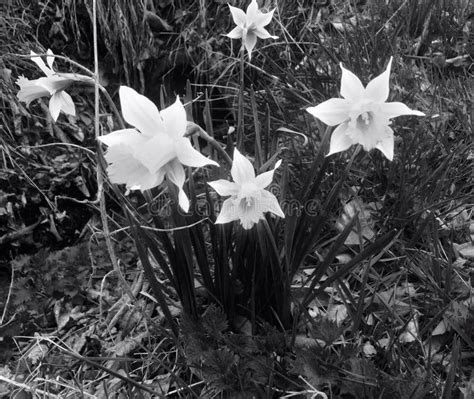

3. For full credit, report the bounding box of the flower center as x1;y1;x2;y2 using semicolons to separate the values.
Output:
358;111;372;125
241;196;255;209
237;182;261;211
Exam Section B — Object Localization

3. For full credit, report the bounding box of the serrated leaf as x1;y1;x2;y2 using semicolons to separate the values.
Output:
202;304;228;336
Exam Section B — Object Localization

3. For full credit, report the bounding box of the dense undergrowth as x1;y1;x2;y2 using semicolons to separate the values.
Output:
0;0;473;398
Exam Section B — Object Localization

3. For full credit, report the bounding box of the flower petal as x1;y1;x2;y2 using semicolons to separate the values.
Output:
46;49;55;71
98;128;146;147
243;31;258;60
119;86;163;137
48;96;61;122
228;4;247;27
307;98;351;126
16;76;50;104
345;113;392;151
215;198;239;225
50;90;75;120
375;128;394;161
252;8;275;27
165;160;189;212
227;26;243;39
260;190;285;218
176;138;219;168
104;144;164;190
231;148;255;184
340;63;365;101
37;75;72;93
238;199;263;229
136;134;176;173
30;50;53;77
327;123;354;156
160;96;187;138
255;159;281;189
208;179;239;197
365;57;392;103
254;26;278;40
246;0;259;20
135;168;166;191
382;102;425;119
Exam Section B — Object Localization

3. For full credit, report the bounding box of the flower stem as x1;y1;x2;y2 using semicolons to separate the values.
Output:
236;46;245;150
186;122;233;167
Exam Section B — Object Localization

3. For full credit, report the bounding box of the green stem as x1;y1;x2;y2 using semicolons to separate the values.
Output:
237;46;245;150
186;122;233;167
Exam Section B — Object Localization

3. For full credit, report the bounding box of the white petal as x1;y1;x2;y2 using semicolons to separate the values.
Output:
52;90;75;117
37;76;72;93
375;129;394;161
238;199;263;229
243;31;258;60
135;169;166;191
252;8;275;27
46;49;55;71
340;63;365;101
48;97;61;122
160;96;187;138
254;159;281;189
16;76;50;104
165;160;189;212
231;148;255;184
307;98;351;126
175;138;219;168
227;26;243;39
104;144;164;190
228;4;247;27
215;198;240;225
346;113;392;151
49;91;75;121
208;179;239;196
30;50;53;77
119;86;163;137
98;128;146;147
260;190;285;218
246;0;259;20
365;57;392;103
327;123;354;156
136;134;176;173
254;27;278;40
382;102;425;119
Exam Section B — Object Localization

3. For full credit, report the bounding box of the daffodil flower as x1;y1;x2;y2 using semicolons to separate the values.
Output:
227;0;278;60
208;148;284;229
307;57;425;160
98;86;219;212
16;50;92;121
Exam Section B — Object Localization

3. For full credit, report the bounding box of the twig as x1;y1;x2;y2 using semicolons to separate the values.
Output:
0;375;61;399
0;264;14;326
92;0;136;310
0;220;41;245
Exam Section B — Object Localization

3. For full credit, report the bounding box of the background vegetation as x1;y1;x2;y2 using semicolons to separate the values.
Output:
0;0;472;397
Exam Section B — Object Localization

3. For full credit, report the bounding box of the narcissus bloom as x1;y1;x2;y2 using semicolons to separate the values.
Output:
227;0;278;60
208;148;284;229
98;86;219;212
307;57;424;160
16;50;92;121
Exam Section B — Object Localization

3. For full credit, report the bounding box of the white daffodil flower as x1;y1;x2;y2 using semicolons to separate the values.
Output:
208;148;284;229
16;49;92;121
227;0;278;60
98;86;219;212
307;57;425;160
